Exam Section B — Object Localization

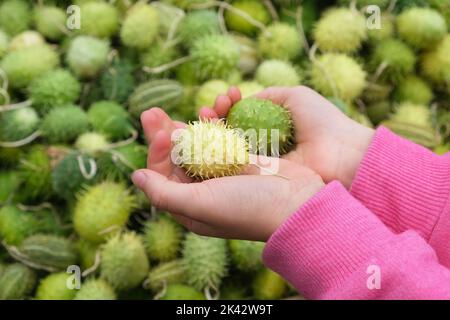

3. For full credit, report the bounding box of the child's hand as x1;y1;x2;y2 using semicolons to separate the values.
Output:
133;108;324;241
200;86;375;188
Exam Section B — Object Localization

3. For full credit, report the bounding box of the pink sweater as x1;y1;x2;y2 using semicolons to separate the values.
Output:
263;127;450;299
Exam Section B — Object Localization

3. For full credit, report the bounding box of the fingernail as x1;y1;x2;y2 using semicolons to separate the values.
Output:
132;170;147;188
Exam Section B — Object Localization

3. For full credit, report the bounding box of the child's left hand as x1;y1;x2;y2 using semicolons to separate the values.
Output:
132;108;324;241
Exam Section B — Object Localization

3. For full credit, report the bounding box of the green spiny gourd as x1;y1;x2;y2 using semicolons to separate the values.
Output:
397;8;447;50
227;98;294;156
0;147;23;169
18;145;53;202
146;259;187;292
100;59;135;104
35;272;77;300
140;41;180;77
78;2;119;38
311;53;367;102
28;69;81;114
362;82;392;104
33;5;67;41
0;44;59;89
368;13;395;43
252;268;286;300
238;81;264;99
66;36;110;79
429;0;450;31
174;120;249;180
0;107;39;142
394;75;434;105
191;35;240;81
9;31;44;51
87;101;133;141
96;143;147;181
313;8;367;54
393;0;429;12
41;105;89;143
224;0;270;36
228;240;264;272
258;23;301;61
152;1;183;37
75;279;117;300
0;263;36;299
232;35;259;75
175;61;200;86
421;35;450;87
182;233;228;291
160;284;205;300
0;0;31;36
178;10;221;48
366;101;392;125
370;39;417;82
10;234;78;272
52;153;97;200
128;79;184;118
120;3;160;49
144;215;183;262
100;232;149;291
391;103;433;128
75;132;110;156
76;238;99;271
255;59;300;87
74;182;135;243
0;30;10;59
0;170;21;203
195;79;229;111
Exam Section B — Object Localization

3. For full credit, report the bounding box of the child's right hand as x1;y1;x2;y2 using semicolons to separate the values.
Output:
200;86;375;188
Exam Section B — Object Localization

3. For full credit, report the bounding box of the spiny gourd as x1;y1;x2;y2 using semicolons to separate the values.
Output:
160;284;205;300
255;59;300;87
41;105;89;143
100;232;149;291
0;44;59;89
252;268;286;300
367;13;395;43
9;234;78;272
96;143;147;181
28;69;81;114
87;101;133;140
0;107;39;142
0;263;36;300
74;279;117;300
66;36;110;79
394;75;434;105
120;3;160;50
238;81;264;98
35;272;76;300
313;8;367;54
191;35;240;81
182;233;228;291
366;101;392;125
33;5;67;41
228;240;264;272
0;0;31;36
391;103;433;128
76;238;98;271
174;120;249;180
75;132;110;156
178;10;221;48
9;31;44;51
0;171;21;203
397;8;447;50
78;2;119;38
362;82;392;104
369;39;416;82
310;53;367;102
258;23;301;61
143;215;183;262
0;205;62;246
140;41;180;78
195;79;229;111
100;59;135;104
128;79;184;118
227;98;294;156
74;181;135;243
175;61;200;86
0;147;23;169
232;35;259;75
52;153;97;200
0;30;9;59
224;0;271;36
146;259;186;292
421;35;450;86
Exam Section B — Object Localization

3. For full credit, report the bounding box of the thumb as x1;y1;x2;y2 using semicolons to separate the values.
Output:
253;87;294;106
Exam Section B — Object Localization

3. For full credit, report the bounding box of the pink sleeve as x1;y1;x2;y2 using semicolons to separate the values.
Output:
350;127;450;267
263;181;450;300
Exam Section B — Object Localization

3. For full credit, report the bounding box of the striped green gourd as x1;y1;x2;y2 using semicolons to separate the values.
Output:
128;79;183;118
0;263;36;299
146;259;186;292
8;234;78;272
381;120;441;148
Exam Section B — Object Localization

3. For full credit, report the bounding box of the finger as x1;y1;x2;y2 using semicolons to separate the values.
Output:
228;86;241;104
141;108;176;143
253;87;293;106
199;107;218;120
242;154;309;179
170;213;221;237
174;121;187;129
214;94;233;118
147;130;172;177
